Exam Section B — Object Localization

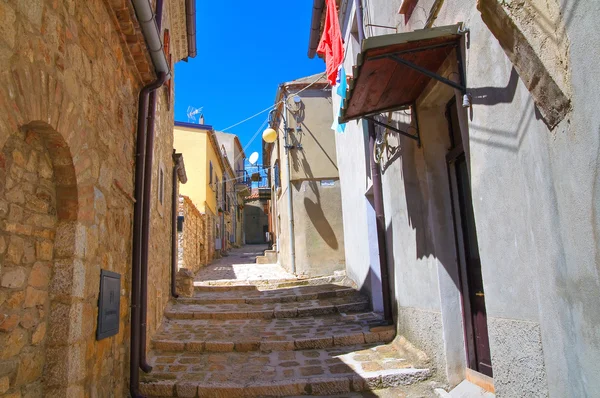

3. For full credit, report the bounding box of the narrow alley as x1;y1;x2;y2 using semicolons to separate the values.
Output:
139;246;445;397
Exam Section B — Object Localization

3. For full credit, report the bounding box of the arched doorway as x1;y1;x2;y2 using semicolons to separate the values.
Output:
0;121;80;396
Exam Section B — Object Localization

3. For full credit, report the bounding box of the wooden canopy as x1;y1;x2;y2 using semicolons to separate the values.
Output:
339;24;464;123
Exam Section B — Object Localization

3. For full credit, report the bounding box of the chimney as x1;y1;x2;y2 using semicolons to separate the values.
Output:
200;114;205;125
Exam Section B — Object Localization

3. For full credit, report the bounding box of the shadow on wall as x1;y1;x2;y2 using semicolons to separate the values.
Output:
290;147;339;251
304;197;338;250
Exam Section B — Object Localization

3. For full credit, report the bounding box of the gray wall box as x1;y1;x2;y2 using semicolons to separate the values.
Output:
97;270;121;340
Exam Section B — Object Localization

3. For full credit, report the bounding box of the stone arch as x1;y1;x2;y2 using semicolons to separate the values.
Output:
0;62;88;396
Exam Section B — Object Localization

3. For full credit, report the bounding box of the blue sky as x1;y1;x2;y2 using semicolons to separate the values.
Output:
174;1;325;165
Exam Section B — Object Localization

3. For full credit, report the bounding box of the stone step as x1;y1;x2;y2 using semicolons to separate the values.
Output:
140;340;431;397
164;295;370;320
181;284;357;305
193;273;351;290
151;313;395;353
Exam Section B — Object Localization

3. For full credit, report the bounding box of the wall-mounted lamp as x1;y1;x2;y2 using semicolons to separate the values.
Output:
262;128;278;143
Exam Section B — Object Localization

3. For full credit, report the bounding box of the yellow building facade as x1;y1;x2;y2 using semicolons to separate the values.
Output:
174;122;225;261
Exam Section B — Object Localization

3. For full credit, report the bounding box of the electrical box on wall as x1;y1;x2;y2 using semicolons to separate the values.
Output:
97;270;121;340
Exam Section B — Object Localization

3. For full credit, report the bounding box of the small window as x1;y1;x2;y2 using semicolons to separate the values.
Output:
274;161;280;188
158;166;164;205
209;161;213;185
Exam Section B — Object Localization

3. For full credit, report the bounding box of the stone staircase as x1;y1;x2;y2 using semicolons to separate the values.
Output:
255;249;278;264
140;279;432;397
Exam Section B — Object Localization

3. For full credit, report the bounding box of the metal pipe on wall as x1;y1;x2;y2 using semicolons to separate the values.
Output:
368;121;393;323
282;92;297;275
357;0;393;323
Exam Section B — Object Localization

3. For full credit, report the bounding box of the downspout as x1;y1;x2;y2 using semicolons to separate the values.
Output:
282;90;297;274
131;77;164;398
185;0;197;58
357;0;393;323
129;0;171;395
139;74;167;374
308;0;325;58
368;121;393;323
139;0;166;375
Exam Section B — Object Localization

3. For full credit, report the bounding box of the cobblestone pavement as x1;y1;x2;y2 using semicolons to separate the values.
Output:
142;245;435;397
194;245;296;283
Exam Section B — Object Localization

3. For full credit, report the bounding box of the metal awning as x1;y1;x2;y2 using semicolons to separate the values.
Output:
339;24;467;126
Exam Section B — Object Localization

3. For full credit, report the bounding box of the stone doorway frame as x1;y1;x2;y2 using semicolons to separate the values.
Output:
0;63;89;395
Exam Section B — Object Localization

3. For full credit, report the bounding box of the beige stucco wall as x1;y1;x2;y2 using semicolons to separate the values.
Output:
267;86;345;277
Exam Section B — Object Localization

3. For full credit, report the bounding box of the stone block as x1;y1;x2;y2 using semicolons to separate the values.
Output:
310;377;351;395
333;333;365;346
176;382;198;397
28;262;51;289
154;340;185;351
6;236;24;264
15;348;44;385
0;314;20;332
1;267;27;288
204;341;234;352
31;323;46;345
234;341;260;352
186;341;205;352
5;291;25;309
295;337;333;350
0;376;9;394
260;340;295;352
139;380;175;396
244;381;306;397
0;327;27;359
22;241;35;264
24;287;47;308
176;268;194;297
19;310;38;329
35;240;53;261
0;236;6;254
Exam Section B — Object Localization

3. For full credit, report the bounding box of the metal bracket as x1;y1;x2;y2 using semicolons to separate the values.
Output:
365;103;421;147
389;54;466;93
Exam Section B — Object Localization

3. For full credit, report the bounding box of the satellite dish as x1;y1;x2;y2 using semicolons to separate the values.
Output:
249;152;259;165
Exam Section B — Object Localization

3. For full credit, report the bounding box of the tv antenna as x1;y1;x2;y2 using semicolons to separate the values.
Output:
187;106;203;123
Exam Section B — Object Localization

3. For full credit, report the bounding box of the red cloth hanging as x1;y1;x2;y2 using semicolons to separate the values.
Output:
317;0;344;85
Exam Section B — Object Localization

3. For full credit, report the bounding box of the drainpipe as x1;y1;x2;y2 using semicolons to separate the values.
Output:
357;1;393;323
355;0;365;42
282;91;297;274
129;0;171;395
139;71;167;374
308;0;325;58
368;121;393;323
138;0;167;374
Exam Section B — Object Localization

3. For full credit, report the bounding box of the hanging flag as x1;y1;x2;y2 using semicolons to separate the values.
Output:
317;0;344;85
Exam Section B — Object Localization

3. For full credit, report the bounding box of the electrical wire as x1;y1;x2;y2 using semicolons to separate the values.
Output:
221;72;327;133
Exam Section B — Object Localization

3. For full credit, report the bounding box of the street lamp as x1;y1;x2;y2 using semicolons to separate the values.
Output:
262;127;278;143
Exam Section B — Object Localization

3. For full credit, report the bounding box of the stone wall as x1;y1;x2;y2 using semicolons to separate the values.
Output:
0;0;179;395
145;81;176;344
177;195;205;274
205;210;216;263
0;130;58;397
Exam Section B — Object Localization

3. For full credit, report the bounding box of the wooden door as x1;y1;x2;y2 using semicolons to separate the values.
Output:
446;99;493;377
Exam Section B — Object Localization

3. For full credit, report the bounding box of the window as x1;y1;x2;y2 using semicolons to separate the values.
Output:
158;166;164;205
209;161;213;185
274;161;280;188
157;162;166;217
